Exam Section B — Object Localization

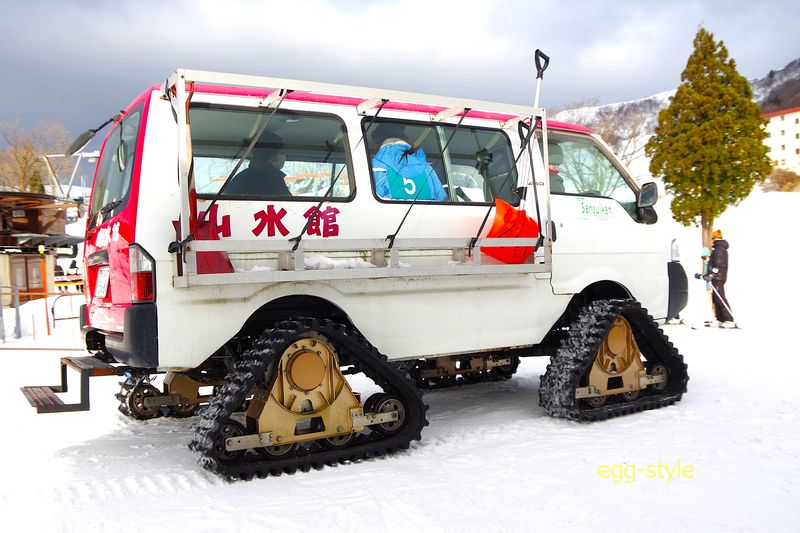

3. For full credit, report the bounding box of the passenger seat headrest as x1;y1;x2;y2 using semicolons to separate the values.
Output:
548;142;563;165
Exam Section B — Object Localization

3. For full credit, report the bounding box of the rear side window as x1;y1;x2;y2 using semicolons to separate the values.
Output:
191;106;353;201
88;103;143;228
363;119;519;205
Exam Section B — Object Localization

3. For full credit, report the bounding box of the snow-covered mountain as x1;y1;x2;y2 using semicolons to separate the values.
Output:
752;58;800;112
555;57;800;139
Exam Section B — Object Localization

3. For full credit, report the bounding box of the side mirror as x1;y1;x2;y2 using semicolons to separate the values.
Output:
65;113;121;156
637;181;658;208
65;130;96;157
637;206;658;225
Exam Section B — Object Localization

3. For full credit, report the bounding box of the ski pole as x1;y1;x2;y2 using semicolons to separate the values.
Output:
709;283;738;324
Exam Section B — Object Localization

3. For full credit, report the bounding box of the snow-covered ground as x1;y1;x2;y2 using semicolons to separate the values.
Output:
1;192;798;532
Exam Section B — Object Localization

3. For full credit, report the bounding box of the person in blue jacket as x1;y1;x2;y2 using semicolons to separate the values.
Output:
370;123;447;201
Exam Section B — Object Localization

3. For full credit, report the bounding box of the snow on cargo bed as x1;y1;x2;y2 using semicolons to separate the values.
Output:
233;255;376;272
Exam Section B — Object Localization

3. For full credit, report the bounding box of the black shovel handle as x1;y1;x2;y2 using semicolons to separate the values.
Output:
535;49;550;79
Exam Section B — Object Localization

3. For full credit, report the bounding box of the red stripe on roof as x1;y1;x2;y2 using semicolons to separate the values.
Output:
174;84;594;133
762;106;800;119
546;120;595;134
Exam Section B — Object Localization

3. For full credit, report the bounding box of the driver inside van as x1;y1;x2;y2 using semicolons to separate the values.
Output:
227;131;291;197
370;123;447;201
547;142;566;193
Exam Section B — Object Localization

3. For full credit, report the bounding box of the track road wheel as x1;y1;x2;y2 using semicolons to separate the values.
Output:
320;433;355;450
168;402;199;418
365;393;407;436
583;394;608;408
214;420;247;465
127;382;161;420
649;363;669;392
256;443;297;459
622;391;640;402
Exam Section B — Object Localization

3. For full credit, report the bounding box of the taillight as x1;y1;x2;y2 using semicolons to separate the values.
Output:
129;244;155;303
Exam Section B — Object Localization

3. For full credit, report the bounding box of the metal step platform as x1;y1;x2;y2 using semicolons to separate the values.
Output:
21;356;123;413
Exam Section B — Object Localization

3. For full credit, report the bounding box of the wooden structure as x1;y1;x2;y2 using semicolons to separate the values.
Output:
0;192;82;305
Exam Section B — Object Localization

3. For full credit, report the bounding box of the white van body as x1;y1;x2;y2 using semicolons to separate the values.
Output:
89;71;680;371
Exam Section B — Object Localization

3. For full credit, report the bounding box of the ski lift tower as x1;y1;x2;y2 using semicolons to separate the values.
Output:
41;150;99;205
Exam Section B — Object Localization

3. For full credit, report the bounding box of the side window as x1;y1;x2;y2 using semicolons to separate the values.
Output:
191;106;353;200
365;121;447;201
547;135;637;216
441;126;519;205
88;103;143;228
364;119;519;205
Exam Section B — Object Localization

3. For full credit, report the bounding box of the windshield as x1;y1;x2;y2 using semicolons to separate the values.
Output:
88;103;144;228
545;133;638;217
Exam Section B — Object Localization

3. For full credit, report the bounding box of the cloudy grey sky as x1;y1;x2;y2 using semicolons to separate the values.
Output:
1;0;798;143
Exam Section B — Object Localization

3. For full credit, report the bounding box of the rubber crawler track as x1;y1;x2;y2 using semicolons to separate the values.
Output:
115;376;136;418
188;317;428;480
539;299;689;421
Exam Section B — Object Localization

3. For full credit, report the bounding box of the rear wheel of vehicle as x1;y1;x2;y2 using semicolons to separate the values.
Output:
127;382;161;420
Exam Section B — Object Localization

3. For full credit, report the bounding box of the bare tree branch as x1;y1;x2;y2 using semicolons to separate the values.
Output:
0;119;71;193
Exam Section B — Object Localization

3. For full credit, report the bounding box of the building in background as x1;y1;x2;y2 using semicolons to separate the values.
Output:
763;106;800;174
0;192;82;306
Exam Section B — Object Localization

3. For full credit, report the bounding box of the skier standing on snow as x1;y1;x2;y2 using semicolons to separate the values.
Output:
705;229;734;326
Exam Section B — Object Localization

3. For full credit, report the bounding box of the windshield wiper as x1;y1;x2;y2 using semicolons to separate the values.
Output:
100;199;122;215
91;199;122;227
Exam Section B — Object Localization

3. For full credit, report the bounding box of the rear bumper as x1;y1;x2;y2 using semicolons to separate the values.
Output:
81;304;159;368
667;261;688;320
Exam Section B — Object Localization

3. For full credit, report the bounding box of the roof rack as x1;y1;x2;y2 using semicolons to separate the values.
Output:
166;69;542;122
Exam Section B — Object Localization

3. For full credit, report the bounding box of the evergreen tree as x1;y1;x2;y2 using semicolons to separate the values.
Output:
646;27;772;247
26;169;46;194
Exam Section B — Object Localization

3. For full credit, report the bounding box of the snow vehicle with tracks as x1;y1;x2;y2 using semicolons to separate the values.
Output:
22;58;689;478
